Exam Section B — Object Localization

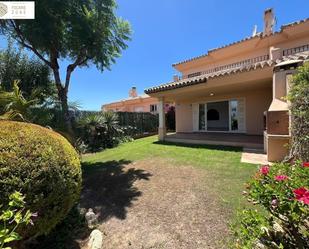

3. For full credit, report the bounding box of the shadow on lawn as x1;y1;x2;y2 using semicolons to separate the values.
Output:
81;159;152;222
153;140;242;152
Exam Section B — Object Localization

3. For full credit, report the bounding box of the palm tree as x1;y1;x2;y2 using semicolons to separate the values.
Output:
101;111;121;135
77;111;122;151
0;80;37;121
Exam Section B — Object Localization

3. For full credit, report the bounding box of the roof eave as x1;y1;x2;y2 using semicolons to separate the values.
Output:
172;18;309;68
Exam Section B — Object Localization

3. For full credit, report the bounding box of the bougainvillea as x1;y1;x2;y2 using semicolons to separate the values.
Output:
293;187;309;205
302;162;309;168
259;165;270;175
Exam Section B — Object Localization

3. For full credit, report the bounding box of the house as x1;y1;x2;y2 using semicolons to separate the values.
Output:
145;9;309;162
102;87;171;113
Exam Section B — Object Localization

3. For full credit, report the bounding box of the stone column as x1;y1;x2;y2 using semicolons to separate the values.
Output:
158;97;166;141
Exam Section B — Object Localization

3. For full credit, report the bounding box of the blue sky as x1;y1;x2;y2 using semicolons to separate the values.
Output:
1;0;308;110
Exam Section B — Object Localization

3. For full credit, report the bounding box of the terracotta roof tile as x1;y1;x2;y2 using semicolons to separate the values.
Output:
172;18;309;67
145;51;309;94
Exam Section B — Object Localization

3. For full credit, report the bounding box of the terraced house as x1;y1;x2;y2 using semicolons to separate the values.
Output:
145;9;309;161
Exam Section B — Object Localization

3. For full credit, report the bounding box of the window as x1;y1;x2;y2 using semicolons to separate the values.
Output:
188;72;202;78
150;104;157;112
207;109;219;120
134;107;144;112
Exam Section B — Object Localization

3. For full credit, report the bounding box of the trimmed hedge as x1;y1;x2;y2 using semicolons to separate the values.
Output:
76;111;159;137
0;121;82;239
117;112;159;135
288;62;309;161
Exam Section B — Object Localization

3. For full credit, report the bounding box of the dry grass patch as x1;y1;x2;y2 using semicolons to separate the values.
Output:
81;158;230;249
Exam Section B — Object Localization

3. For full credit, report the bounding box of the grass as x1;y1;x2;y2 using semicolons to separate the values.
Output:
31;136;258;248
83;135;257;212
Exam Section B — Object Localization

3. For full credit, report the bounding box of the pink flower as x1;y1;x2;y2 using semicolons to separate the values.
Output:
302;162;309;168
260;165;270;175
274;175;288;181
293;187;309;205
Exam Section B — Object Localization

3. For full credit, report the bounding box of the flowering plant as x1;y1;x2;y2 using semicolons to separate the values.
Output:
0;192;35;249
233;161;309;248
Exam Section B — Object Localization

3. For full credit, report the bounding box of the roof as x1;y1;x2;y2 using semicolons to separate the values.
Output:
172;18;309;67
103;94;151;107
145;51;309;94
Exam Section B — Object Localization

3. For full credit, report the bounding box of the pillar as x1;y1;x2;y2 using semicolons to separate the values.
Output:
158;97;166;141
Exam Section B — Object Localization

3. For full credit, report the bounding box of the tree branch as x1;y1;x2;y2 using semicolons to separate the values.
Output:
9;20;53;68
64;48;88;91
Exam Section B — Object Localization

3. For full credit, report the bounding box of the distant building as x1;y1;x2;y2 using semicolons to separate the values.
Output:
102;87;171;113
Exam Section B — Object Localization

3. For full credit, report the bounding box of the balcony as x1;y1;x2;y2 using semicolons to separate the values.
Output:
183;43;309;80
184;54;270;79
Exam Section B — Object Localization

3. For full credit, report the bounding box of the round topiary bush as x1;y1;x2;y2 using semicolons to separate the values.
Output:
0;121;82;238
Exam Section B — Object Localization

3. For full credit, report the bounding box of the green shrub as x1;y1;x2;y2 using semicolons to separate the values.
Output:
77;112;131;152
288;62;309;161
232;161;309;248
0;121;82;239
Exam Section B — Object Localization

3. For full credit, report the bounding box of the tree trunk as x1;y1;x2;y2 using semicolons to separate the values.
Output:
52;69;73;134
58;88;71;129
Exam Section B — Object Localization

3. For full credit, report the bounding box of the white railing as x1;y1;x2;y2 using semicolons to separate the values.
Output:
181;44;309;80
185;54;269;79
283;44;309;56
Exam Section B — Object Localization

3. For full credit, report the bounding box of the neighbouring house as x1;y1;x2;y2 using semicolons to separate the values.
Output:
145;9;309;162
102;87;171;113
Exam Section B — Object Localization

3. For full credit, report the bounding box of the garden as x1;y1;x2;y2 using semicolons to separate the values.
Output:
0;1;308;248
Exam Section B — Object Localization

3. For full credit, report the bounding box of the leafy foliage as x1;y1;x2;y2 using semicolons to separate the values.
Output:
29;206;89;249
77;112;127;152
0;40;54;103
232;161;309;248
0;192;34;249
0;0;131;129
288;62;309;161
0;80;38;121
116;111;158;135
0;121;82;239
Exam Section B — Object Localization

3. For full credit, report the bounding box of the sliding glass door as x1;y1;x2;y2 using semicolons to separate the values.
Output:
197;99;244;132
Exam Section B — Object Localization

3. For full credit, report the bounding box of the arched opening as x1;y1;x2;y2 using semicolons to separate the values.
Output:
207;109;219;121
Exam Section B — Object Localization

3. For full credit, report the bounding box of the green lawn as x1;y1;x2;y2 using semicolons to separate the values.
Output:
83;135;257;211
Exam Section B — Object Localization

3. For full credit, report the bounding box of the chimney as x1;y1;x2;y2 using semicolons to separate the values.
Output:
263;8;275;36
129;86;138;98
173;75;179;82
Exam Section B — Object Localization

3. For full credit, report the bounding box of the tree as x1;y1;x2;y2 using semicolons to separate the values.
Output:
0;40;55;103
77;111;122;151
0;0;131;131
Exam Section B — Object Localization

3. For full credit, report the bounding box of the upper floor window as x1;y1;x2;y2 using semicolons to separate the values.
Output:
150;104;157;112
187;72;202;78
